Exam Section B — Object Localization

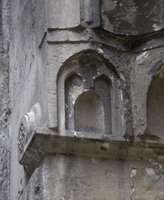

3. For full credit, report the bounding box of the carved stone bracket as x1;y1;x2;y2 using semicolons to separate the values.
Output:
18;116;29;158
18;103;44;175
21;138;45;176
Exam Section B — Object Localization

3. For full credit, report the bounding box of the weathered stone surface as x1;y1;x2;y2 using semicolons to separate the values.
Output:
100;0;164;36
131;48;164;138
20;155;164;200
0;54;10;198
0;0;10;53
0;0;10;200
6;1;164;200
48;0;81;29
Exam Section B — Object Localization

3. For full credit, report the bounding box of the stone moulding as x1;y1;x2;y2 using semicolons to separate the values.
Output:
18;127;164;175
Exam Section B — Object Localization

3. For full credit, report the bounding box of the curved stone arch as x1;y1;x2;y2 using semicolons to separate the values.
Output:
47;49;124;130
57;49;121;80
65;72;83;131
146;61;164;138
64;71;83;83
56;50;125;139
146;61;164;96
133;59;164;138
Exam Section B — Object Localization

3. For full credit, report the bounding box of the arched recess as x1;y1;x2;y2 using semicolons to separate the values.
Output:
75;91;105;133
65;73;83;130
57;50;124;139
94;75;112;134
147;63;164;138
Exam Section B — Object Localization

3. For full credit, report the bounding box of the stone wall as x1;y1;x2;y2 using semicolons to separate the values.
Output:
0;0;10;199
21;155;164;200
7;0;164;200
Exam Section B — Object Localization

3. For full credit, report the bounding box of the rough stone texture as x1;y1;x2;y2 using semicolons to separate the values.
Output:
0;53;10;200
0;0;10;53
7;0;164;200
100;0;164;36
20;155;164;200
0;0;10;200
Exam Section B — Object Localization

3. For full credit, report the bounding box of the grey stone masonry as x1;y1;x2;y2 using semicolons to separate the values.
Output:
7;0;164;200
0;0;10;200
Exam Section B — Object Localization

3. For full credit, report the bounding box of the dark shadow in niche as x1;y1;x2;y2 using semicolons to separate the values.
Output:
65;73;83;130
94;75;112;134
75;91;105;133
147;64;164;138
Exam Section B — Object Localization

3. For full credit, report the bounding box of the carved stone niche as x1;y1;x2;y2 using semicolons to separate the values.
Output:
58;52;125;140
147;63;164;139
18;103;45;177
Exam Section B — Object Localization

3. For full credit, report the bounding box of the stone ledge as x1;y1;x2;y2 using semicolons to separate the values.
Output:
18;127;164;177
45;29;164;53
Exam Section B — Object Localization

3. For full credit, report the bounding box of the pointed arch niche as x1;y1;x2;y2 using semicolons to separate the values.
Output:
147;63;164;138
57;52;124;140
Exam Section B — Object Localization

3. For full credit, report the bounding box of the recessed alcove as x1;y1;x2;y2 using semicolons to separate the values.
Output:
75;91;105;133
65;73;83;130
57;52;124;140
64;73;112;135
94;75;112;134
147;64;164;138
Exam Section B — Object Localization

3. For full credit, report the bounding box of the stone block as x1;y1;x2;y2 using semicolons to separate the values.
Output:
100;0;164;36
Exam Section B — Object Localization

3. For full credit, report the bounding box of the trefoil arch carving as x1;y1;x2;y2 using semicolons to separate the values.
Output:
57;51;125;140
